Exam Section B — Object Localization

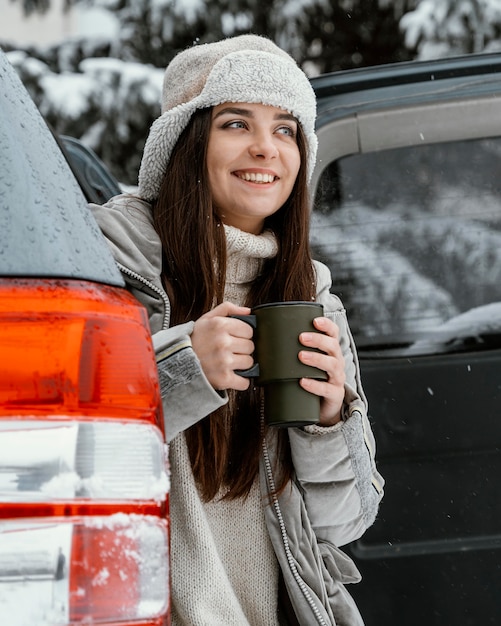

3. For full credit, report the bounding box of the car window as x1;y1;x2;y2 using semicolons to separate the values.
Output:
312;137;501;355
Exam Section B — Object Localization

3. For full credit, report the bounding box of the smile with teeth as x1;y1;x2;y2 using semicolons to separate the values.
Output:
236;172;277;183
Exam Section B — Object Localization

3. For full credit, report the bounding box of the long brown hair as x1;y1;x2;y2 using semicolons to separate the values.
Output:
152;107;316;501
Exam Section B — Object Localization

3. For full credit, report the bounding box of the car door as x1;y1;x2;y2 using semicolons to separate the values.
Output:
311;55;501;626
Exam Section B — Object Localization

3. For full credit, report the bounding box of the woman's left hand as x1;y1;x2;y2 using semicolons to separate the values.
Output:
298;316;345;426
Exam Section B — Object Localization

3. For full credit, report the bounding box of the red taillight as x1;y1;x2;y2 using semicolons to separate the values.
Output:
0;279;160;422
0;280;170;625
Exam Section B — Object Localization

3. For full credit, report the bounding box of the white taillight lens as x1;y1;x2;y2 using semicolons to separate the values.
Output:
0;420;169;502
0;515;169;625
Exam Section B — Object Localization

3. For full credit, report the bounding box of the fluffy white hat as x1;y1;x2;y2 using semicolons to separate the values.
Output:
138;34;318;202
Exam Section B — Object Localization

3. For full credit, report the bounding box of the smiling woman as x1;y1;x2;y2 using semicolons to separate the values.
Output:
207;103;301;234
89;34;383;626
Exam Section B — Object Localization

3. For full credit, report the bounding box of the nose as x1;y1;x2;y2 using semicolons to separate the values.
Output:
248;131;279;160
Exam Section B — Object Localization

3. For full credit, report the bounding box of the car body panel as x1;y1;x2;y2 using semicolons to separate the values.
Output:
311;53;501;625
0;51;123;285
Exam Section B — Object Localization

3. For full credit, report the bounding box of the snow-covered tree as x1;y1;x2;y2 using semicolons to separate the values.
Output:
7;49;164;185
2;0;411;185
401;0;501;59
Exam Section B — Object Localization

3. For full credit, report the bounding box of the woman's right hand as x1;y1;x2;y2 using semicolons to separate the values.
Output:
191;302;255;391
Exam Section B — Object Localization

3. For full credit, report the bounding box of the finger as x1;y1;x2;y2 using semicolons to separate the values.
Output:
227;374;251;392
196;314;254;342
216;335;254;359
299;319;340;355
204;301;251;319
233;353;255;371
299;333;341;361
225;317;255;340
300;376;338;396
214;371;251;392
206;333;254;367
198;303;254;339
234;337;255;356
313;316;339;337
300;377;345;425
299;348;338;373
300;376;345;407
199;348;254;391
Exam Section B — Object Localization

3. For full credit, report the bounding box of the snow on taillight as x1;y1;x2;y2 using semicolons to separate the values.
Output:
0;515;168;624
0;280;170;625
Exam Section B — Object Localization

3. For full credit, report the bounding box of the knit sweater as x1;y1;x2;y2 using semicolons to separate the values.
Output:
170;225;280;626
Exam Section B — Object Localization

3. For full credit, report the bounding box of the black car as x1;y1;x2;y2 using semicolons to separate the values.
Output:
310;53;501;626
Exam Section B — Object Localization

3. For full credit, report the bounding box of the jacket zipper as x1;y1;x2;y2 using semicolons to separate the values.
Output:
117;262;171;330
261;413;328;626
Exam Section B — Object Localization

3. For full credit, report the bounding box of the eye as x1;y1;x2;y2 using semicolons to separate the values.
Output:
224;120;248;129
276;124;297;138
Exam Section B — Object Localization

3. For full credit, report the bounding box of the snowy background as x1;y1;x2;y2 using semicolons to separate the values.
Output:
3;0;501;353
3;0;501;186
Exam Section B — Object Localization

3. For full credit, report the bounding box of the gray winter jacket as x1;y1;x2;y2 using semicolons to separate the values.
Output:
90;194;384;625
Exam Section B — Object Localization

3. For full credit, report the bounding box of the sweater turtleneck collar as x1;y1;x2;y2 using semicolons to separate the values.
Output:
224;224;278;287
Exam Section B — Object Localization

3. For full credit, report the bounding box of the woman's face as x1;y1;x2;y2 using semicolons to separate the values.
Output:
207;102;301;234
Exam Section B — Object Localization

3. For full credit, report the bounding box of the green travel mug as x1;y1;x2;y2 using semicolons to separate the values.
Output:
234;301;327;427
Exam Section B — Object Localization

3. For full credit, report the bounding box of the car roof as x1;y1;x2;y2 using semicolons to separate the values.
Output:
0;49;123;285
309;51;501;191
311;51;501;127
